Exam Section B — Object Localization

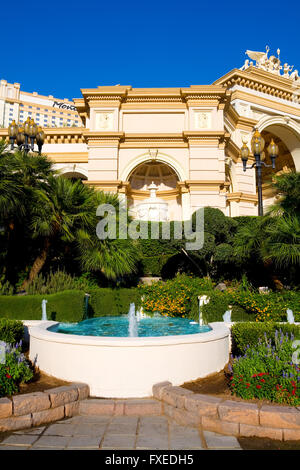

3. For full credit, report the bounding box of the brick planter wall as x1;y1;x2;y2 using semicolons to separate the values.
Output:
0;383;89;433
153;382;300;441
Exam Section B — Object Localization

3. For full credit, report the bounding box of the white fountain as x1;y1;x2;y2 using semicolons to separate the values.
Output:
223;305;232;323
41;299;48;321
287;309;295;324
198;295;210;326
128;303;138;337
135;182;169;221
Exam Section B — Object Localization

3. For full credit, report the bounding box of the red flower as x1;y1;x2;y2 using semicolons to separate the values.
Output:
246;383;250;388
252;374;257;378
5;374;11;379
258;373;265;377
292;390;296;396
256;385;261;389
260;379;265;383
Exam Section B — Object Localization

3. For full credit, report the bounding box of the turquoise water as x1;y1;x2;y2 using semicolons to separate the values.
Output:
51;316;211;338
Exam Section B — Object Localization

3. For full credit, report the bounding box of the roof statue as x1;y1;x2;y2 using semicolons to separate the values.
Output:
245;45;270;68
240;46;299;82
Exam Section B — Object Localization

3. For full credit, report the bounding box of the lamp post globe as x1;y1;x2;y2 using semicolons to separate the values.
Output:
240;129;278;216
8;117;44;154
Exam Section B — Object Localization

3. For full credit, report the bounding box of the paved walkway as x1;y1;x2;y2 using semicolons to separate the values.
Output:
0;415;242;450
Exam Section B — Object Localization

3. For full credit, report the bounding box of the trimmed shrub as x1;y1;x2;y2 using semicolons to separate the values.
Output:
88;288;141;317
201;290;251;323
231;321;300;356
0;290;85;322
0;319;24;344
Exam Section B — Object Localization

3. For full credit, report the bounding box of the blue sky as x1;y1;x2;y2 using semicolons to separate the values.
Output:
3;0;300;100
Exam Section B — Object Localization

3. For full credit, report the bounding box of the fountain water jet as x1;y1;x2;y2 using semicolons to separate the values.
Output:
223;305;232;323
287;309;295;324
128;303;138;337
198;295;210;326
41;299;48;321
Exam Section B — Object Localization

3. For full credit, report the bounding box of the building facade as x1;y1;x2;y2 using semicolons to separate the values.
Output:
1;47;300;220
0;80;82;129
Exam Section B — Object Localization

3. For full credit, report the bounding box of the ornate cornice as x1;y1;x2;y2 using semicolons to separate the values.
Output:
214;67;300;104
227;192;258;203
0;127;86;145
225;104;258;130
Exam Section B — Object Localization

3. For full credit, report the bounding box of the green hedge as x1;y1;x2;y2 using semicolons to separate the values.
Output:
140;255;173;277
201;291;252;323
0;288;142;323
88;288;141;317
231;322;300;356
0;319;24;344
0;290;86;322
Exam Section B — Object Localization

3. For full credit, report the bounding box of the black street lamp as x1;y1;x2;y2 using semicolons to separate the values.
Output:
240;129;279;216
8;117;45;154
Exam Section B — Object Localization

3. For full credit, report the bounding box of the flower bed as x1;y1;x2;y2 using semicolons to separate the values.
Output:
229;330;300;406
0;341;33;398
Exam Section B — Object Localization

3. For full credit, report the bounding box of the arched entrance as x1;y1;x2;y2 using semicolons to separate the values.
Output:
127;161;182;220
256;117;300;211
260;129;295;210
58;165;88;182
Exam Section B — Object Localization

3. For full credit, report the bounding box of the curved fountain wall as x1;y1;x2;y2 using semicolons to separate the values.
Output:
29;322;230;398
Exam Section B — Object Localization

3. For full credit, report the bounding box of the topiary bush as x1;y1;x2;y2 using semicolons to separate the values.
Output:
88;288;141;317
201;290;251;323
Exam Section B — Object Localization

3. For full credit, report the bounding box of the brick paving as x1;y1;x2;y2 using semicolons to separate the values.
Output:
0;415;241;450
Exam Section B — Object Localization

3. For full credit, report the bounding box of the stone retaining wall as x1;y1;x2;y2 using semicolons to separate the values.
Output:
0;383;89;433
153;382;300;441
1;381;300;441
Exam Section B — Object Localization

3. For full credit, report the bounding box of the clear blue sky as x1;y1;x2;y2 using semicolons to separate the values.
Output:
3;0;300;101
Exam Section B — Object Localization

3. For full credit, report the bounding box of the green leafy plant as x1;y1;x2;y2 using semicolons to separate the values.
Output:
0;280;14;296
0;319;24;344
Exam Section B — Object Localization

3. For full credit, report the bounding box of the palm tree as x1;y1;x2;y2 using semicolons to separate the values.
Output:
0;142;25;222
24;176;137;286
264;215;300;268
0;145;53;225
267;171;300;217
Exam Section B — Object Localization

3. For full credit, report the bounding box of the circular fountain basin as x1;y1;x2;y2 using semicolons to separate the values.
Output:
29;320;230;398
53;316;212;337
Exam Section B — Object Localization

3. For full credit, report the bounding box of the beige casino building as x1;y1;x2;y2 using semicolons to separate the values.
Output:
1;47;300;221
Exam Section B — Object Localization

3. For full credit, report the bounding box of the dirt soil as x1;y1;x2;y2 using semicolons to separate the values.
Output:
17;371;71;395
